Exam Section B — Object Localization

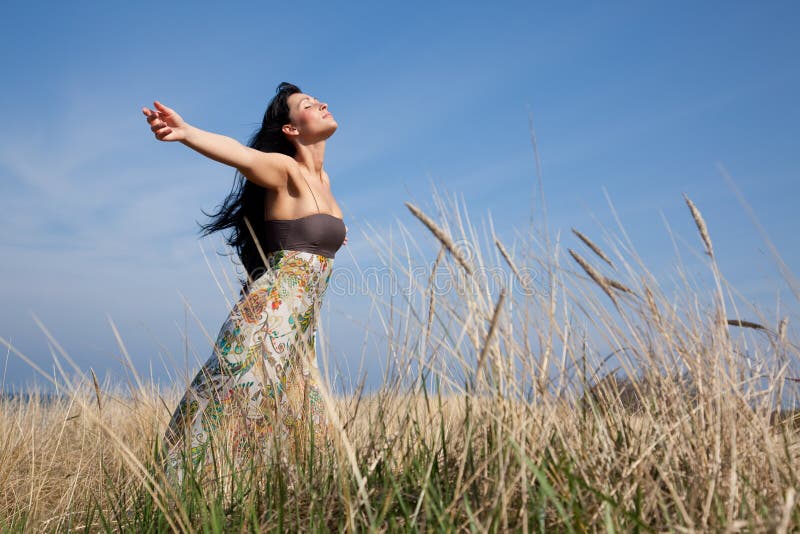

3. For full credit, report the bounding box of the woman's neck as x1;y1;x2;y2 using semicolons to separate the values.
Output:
294;140;326;180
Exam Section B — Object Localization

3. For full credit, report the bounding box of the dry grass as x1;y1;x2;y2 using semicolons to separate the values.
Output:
1;186;799;532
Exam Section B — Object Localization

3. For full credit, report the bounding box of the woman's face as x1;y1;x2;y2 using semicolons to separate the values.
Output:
284;92;338;143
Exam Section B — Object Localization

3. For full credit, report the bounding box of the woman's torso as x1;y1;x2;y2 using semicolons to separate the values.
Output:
260;168;346;259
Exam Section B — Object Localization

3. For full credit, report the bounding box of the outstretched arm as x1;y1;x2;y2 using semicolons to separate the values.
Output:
142;101;290;189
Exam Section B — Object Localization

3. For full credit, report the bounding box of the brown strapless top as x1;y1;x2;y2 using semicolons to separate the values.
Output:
262;213;346;259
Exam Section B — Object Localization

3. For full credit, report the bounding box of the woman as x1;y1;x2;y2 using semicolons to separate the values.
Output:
141;82;347;477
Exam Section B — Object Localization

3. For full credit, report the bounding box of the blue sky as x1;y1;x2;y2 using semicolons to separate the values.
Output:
1;1;798;392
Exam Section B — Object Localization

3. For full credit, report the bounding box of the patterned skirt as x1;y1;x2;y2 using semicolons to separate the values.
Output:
163;249;335;478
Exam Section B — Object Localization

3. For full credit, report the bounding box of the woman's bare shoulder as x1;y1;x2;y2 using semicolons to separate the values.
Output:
243;151;298;190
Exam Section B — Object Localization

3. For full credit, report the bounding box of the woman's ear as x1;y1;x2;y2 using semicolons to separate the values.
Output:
282;123;298;137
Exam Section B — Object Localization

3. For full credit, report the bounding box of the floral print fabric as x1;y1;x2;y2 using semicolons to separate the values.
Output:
163;249;334;477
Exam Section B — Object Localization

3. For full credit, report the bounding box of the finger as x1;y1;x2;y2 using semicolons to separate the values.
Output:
155;127;173;140
151;123;170;134
153;101;171;115
143;108;159;122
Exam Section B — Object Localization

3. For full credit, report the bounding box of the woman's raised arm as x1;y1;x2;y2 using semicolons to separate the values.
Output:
142;101;290;189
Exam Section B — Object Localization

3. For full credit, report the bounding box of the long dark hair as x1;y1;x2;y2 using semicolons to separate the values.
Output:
198;82;302;287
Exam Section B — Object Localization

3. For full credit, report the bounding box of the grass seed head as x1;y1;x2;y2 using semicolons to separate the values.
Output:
405;201;474;275
683;194;714;258
572;228;615;269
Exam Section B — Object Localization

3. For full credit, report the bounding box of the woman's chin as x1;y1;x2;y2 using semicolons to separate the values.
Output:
323;123;338;138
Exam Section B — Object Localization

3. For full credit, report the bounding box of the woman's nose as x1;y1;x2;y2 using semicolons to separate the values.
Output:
320;102;328;111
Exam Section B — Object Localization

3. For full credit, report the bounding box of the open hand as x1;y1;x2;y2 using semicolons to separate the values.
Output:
142;101;187;142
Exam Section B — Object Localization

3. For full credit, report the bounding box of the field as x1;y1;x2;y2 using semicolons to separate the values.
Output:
2;190;799;532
